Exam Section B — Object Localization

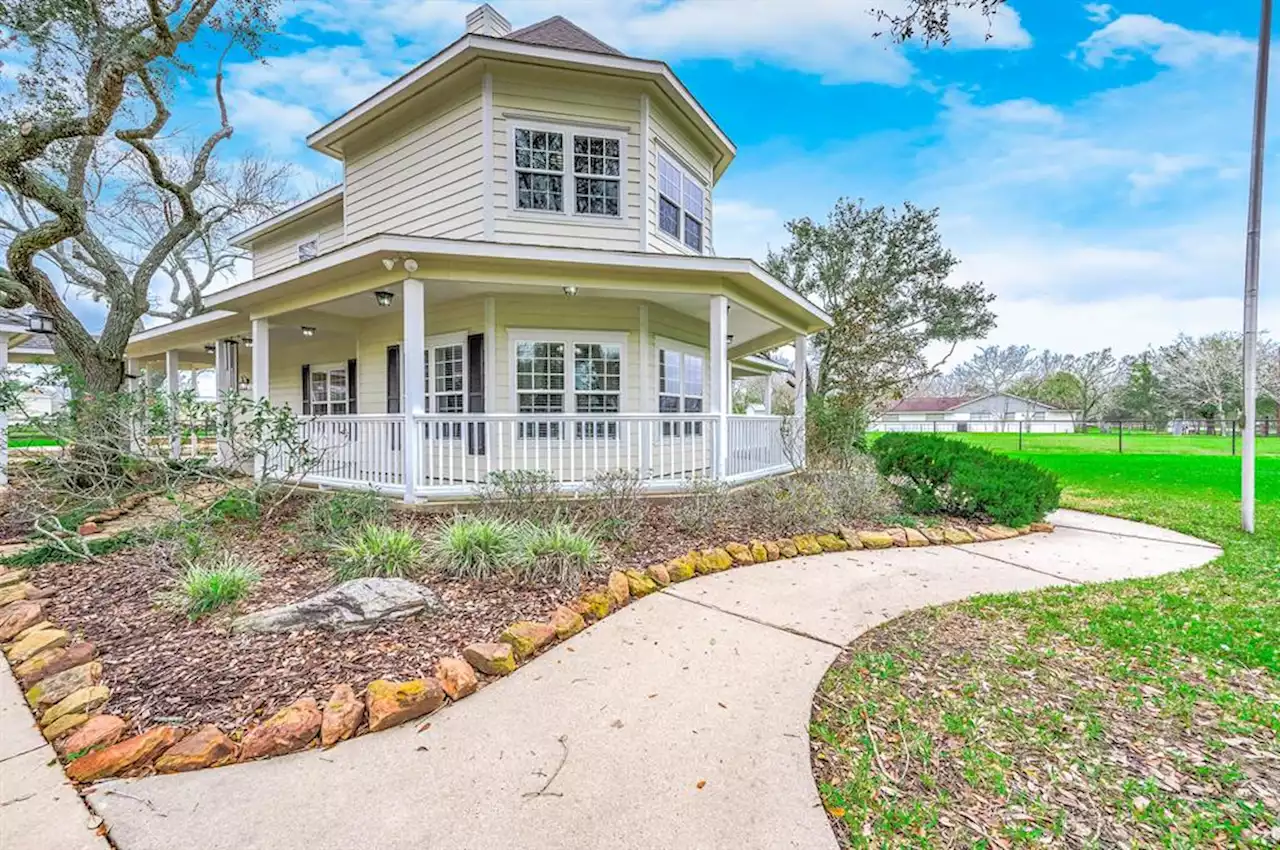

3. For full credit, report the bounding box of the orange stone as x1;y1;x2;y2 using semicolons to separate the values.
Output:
499;621;556;659
645;563;671;587
607;571;630;607
0;600;43;641
66;727;183;782
462;642;516;676
154;725;238;773
434;657;478;701
365;678;445;732
239;698;321;760
57;715;128;756
15;642;96;688
549;606;585;640
320;684;364;747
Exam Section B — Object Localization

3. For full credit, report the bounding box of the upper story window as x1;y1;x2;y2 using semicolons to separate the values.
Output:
512;125;623;218
657;153;705;253
297;236;319;262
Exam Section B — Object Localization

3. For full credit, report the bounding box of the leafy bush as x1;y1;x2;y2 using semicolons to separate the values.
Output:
512;522;600;588
330;524;426;582
741;474;835;534
580;468;644;542
207;488;260;522
672;477;732;535
805;395;869;466
428;515;523;580
301;489;388;540
871;434;1060;526
806;456;900;521
174;554;260;619
476;470;562;523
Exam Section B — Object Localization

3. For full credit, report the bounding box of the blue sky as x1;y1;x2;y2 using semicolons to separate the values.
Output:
164;2;1280;357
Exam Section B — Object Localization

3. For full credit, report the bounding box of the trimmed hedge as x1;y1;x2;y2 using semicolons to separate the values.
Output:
870;434;1060;527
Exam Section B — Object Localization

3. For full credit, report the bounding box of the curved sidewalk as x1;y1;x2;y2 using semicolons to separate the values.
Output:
83;510;1220;850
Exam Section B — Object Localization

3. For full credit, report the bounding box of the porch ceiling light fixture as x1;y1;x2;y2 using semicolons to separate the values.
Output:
241;336;253;347
562;285;578;296
381;258;397;271
204;344;216;354
374;290;395;308
26;311;54;334
301;326;316;338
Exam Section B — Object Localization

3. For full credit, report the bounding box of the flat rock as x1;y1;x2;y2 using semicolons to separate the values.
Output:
921;526;947;545
856;530;895;550
0;568;29;587
231;578;440;634
645;563;671;587
365;678;445;732
499;621;556;659
15;642;96;688
903;527;930;547
623;569;659;598
815;534;847;552
26;661;102;710
435;657;479;701
155;725;239;773
724;542;754;565
320;684;364;746
943;527;976;544
777;539;799;558
239;698;322;760
57;715;128;755
549;605;585;640
577;591;612;619
5;627;69;664
607;571;630;607
41;684;109;727
42;712;90;741
791;535;822;556
67;726;183;782
462;642;516;676
0;599;43;641
0;582;34;606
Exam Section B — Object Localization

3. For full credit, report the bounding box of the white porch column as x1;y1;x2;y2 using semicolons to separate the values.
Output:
0;333;9;487
165;349;181;460
793;333;808;469
763;376;774;415
709;295;729;479
402;278;426;503
214;340;238;465
251;318;270;478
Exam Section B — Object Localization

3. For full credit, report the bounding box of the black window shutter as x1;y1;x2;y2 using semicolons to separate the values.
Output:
301;364;311;415
466;333;485;455
386;345;401;414
347;358;358;414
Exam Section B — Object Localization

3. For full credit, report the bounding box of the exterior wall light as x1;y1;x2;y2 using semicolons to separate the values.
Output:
563;285;578;296
241;336;253;348
204;344;216;354
301;326;316;338
27;311;54;334
374;290;395;307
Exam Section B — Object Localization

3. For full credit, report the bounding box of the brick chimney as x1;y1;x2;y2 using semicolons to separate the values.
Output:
465;4;511;38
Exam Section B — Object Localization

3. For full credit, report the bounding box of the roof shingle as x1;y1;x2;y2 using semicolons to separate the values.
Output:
505;16;624;57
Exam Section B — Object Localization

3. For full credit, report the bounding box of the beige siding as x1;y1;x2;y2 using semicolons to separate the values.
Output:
491;66;643;251
266;336;359;413
646;99;716;256
342;73;485;242
250;204;344;277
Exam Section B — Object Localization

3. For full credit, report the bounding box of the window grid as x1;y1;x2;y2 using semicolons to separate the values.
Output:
572;135;621;216
656;153;705;253
658;349;704;436
573;343;621;438
432;344;465;439
517;342;566;438
309;366;348;417
514;129;564;212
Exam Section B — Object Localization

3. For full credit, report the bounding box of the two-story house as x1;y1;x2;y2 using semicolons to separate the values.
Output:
122;5;831;501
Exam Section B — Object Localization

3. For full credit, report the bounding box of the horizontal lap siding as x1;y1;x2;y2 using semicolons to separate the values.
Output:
267;337;358;412
251;205;345;277
491;67;642;251
647;101;715;256
343;76;485;243
355;299;484;414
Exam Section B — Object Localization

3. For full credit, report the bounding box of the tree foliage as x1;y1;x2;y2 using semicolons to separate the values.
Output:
872;0;1008;45
766;198;995;412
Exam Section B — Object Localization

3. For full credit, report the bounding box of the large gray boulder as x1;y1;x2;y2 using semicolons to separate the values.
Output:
231;578;440;634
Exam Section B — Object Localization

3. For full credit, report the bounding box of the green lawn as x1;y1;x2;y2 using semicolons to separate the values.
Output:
812;452;1279;848
872;429;1280;457
7;435;60;448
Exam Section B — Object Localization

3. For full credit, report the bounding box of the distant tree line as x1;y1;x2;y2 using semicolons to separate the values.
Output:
923;334;1280;425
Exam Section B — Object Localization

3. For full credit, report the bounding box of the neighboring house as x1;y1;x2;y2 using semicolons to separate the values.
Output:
871;393;1078;434
116;6;831;502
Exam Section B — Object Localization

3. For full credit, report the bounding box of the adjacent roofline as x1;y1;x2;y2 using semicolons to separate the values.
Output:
957;391;1068;412
305;34;735;180
229;186;343;248
130;310;243;345
202;234;830;330
738;354;789;373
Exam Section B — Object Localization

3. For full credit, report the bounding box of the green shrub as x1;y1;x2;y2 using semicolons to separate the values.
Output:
580;468;644;542
672;477;732;534
805;395;869;465
806;456;900;522
330;524;426;582
512;522;600;587
301;489;388;540
476;470;562;523
741;474;835;534
207;488;260;522
175;554;260;619
428;515;522;580
870;434;1060;526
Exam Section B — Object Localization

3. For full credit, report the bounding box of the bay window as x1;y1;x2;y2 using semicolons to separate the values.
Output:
657;152;706;253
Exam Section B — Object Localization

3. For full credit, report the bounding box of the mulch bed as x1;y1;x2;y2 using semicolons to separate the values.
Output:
28;494;780;732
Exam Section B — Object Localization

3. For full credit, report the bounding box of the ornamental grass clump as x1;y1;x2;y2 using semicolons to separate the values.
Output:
330;524;426;582
301;488;388;541
175;554;261;620
428;515;523;580
512;522;600;588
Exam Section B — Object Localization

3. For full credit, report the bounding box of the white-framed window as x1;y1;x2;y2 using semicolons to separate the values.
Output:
511;123;625;218
657;344;705;436
429;339;466;439
512;331;625;439
657;152;706;253
310;363;348;416
297;235;319;262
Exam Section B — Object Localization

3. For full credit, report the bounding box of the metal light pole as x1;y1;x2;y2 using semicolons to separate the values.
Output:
1243;0;1271;534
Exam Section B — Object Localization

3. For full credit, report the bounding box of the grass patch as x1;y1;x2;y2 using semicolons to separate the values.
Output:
173;554;260;620
428;515;523;580
512;521;600;587
300;489;388;542
330;524;425;582
0;532;136;568
812;451;1280;848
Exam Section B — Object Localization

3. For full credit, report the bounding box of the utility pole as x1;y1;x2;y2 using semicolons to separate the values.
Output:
1243;0;1271;534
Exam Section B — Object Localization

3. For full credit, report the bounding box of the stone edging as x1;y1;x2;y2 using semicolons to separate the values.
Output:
0;519;1053;784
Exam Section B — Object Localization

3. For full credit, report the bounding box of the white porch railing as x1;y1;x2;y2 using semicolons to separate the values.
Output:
284;412;798;498
725;415;793;482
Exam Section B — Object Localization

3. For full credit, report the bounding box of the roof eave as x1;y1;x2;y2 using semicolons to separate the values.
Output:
228;186;344;248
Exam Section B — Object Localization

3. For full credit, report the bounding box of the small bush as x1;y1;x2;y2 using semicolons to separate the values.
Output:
871;434;1060;527
428;515;523;580
330;524;426;582
806;395;869;466
580;468;644;542
672;477;732;535
512;522;600;588
806;455;900;522
301;489;388;540
741;475;836;535
207;488;259;522
476;470;562;523
175;554;260;619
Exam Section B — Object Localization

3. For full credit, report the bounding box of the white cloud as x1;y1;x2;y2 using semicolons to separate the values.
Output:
713;199;788;260
227;46;403;108
1083;3;1114;25
225;90;323;154
1076;14;1253;69
942;90;1065;127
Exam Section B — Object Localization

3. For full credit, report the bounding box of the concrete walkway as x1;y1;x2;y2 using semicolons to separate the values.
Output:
64;511;1221;850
